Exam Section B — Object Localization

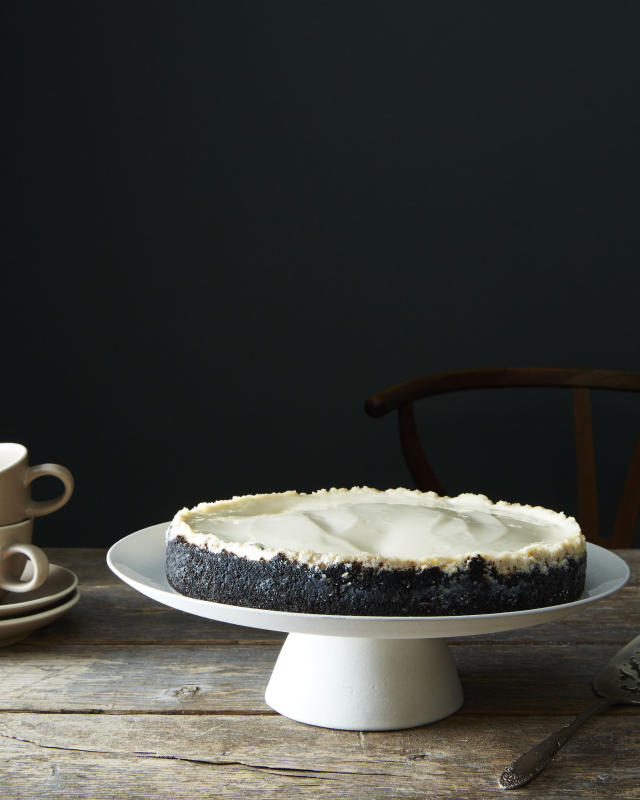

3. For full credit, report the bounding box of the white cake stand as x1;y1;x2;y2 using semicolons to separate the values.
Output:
107;524;629;731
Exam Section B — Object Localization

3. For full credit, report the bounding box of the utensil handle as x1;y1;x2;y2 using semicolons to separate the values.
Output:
499;696;615;789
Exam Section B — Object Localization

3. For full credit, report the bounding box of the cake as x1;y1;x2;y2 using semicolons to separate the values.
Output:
165;487;587;616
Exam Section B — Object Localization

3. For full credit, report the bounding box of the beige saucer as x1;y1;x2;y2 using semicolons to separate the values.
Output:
0;564;78;619
0;589;80;647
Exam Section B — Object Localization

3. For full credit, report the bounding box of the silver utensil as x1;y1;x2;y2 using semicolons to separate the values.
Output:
499;632;640;789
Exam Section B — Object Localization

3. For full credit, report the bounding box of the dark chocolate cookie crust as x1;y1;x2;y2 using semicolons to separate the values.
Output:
166;535;587;616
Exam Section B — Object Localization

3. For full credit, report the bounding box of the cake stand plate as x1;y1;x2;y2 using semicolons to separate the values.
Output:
107;524;629;731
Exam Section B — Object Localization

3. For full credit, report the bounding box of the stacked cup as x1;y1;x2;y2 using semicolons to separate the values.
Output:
0;443;79;645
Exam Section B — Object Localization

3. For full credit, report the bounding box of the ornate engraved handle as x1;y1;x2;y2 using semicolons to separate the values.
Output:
499;696;614;789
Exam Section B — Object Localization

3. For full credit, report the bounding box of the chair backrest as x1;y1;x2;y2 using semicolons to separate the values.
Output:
364;368;640;548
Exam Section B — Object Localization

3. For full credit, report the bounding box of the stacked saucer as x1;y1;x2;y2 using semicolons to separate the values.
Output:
0;442;78;645
0;563;79;646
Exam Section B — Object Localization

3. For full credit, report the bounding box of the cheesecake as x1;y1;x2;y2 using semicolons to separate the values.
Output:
165;487;587;616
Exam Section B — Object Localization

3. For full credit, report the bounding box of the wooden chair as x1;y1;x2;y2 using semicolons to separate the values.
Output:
364;368;640;548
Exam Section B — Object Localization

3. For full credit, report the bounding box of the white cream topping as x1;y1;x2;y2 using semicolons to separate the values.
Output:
167;487;585;574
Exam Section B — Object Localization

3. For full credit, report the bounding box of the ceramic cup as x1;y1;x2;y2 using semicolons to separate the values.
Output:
0;518;49;594
0;443;74;526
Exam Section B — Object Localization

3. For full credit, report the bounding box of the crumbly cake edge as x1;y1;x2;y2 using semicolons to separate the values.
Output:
165;535;588;615
165;487;586;576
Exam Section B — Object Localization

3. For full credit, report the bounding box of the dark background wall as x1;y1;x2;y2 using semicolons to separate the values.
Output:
4;1;639;548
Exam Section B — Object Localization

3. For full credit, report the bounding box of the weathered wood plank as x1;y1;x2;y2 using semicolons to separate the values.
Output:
0;713;638;799
2;643;640;717
22;582;639;647
0;644;275;713
44;548;114;587
26;584;286;645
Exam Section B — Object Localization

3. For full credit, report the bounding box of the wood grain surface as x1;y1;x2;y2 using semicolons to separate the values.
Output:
0;548;638;799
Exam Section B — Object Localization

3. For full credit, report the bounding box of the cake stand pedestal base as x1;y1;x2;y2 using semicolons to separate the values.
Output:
265;633;464;731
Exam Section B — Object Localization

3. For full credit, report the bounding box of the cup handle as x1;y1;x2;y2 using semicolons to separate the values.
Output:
24;463;75;518
0;542;49;593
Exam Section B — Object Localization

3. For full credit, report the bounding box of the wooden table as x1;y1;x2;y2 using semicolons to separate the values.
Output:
1;549;638;799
